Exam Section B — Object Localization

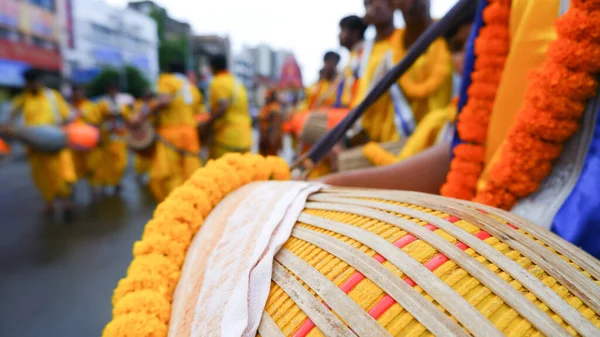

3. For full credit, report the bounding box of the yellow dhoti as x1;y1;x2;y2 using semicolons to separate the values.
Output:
134;155;151;175
28;149;76;201
149;126;201;202
95;139;128;187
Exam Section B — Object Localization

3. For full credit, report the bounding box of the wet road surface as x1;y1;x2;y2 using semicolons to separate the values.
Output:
0;158;157;337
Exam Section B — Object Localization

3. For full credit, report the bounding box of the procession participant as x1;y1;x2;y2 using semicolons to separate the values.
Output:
353;0;452;144
335;15;368;108
206;54;252;159
323;0;600;257
258;89;283;156
7;68;76;216
69;85;102;188
131;90;155;185
148;61;202;202
96;81;132;195
301;52;341;111
362;1;476;163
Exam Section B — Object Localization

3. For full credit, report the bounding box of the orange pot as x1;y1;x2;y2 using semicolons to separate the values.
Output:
63;123;100;151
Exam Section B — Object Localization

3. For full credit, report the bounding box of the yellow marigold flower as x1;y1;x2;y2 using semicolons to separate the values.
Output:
154;199;203;235
127;254;180;284
266;156;291;180
362;142;397;166
133;235;188;267
112;273;174;306
113;290;171;324
186;172;223;207
221;152;253;185
206;160;241;193
244;153;271;181
102;313;167;337
142;216;193;246
169;185;212;218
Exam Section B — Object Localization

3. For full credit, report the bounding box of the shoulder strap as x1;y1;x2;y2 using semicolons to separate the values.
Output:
384;52;416;138
174;73;194;104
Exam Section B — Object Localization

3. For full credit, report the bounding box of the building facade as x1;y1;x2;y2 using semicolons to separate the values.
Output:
62;0;159;84
0;0;64;88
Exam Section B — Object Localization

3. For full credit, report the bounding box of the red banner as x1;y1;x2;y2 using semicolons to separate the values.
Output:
279;55;303;89
0;39;61;70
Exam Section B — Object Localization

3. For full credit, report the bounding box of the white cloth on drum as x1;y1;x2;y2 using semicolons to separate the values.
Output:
172;181;324;337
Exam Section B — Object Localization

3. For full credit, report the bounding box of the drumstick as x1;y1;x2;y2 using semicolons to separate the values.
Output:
303;0;475;168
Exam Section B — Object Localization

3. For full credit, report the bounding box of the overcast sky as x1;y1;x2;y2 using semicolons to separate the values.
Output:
106;0;458;84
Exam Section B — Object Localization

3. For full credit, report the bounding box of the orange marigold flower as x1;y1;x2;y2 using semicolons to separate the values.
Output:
520;109;580;143
473;187;517;210
571;0;600;12
474;36;510;56
482;1;511;25
440;183;475;201
244;153;271;181
102;313;167;337
450;159;483;175
467;82;500;101
221;152;253;185
504;126;563;161
474;55;507;71
470;69;503;84
525;86;587;119
529;62;598;102
547;38;600;73
205;160;242;193
143;215;194;246
447;171;479;190
186;174;223;207
169;185;212;219
113;290;171;324
555;8;600;43
453;144;486;161
456;120;488;144
112;273;174;306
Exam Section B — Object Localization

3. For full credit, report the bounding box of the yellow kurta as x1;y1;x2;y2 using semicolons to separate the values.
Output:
209;72;252;159
355;29;453;143
150;73;202;201
300;79;337;111
95;98;131;187
71;99;101;183
13;89;76;201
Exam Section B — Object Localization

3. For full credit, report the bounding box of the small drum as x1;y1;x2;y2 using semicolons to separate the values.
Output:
299;108;349;145
105;172;600;336
126;120;156;156
63;123;100;152
338;140;405;172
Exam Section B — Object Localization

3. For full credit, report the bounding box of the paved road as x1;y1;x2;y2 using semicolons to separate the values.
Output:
0;130;294;337
0;157;160;337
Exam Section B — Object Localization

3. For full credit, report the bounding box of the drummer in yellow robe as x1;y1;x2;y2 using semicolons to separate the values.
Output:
206;54;252;159
96;82;132;194
300;52;341;111
352;0;452;144
8;68;76;216
132;91;155;185
69;85;101;185
336;15;368;109
149;62;202;201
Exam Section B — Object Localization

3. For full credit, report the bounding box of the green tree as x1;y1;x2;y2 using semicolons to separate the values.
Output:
87;67;150;99
149;7;188;72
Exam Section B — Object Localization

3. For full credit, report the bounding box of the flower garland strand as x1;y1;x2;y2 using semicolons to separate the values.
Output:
473;0;600;209
102;153;290;337
440;0;512;200
362;141;398;166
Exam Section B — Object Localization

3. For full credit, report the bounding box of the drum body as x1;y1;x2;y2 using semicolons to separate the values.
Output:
7;125;67;153
126;120;156;156
298;108;349;145
63;123;100;152
164;182;600;337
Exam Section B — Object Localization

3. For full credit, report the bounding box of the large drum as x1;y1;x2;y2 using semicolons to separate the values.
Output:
103;154;600;337
0;125;67;153
63;123;100;152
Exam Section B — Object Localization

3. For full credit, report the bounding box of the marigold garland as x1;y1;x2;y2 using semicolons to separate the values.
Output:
362;142;397;166
473;1;600;209
440;0;512;201
102;153;291;337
